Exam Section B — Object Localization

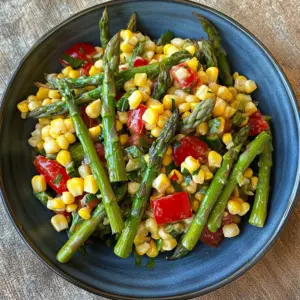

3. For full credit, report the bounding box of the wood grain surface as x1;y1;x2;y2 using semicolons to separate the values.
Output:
0;0;299;299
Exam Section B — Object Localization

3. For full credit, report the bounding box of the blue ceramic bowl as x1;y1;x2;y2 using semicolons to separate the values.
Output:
1;0;300;299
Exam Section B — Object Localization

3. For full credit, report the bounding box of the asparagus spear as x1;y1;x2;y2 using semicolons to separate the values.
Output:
157;30;175;46
169;126;250;259
151;62;171;100
127;12;137;31
201;40;218;68
34;191;52;207
114;109;179;258
102;33;128;182
249;133;273;227
27;87;102;119
207;131;271;233
129;42;145;67
194;13;233;86
99;7;109;48
56;78;124;233
179;98;215;134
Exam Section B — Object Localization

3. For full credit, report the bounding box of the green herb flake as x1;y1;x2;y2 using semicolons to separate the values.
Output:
53;174;62;184
146;257;155;269
134;251;142;267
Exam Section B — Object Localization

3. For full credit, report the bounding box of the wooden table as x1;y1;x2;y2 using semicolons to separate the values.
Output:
0;1;299;299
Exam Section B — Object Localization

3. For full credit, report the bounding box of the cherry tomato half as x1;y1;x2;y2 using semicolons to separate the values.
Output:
133;57;149;67
200;226;224;247
170;63;198;89
127;104;147;134
248;110;269;136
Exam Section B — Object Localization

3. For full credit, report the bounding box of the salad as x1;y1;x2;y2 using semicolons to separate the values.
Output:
17;8;272;265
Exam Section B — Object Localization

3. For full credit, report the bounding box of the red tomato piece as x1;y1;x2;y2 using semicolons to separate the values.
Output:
80;106;99;128
80;62;94;76
248;111;269;136
127;134;153;148
94;142;106;162
169;172;178;181
127;104;147;134
151;191;192;225
200;226;224;247
173;136;209;166
34;155;70;194
170;63;198;89
86;199;99;210
133;57;149;67
222;212;236;226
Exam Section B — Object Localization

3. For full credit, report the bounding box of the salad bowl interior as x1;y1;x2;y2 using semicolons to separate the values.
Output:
0;0;299;299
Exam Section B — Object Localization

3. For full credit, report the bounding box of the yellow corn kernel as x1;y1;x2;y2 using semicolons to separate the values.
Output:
212;97;227;117
227;199;242;215
63;118;74;133
136;242;151;255
201;165;213;180
62;191;75;205
236;93;252;103
36;141;44;151
78;164;91;179
155;45;164;54
162;155;172;166
115;120;123;132
151;126;162;138
208;151;223;168
56;150;72;167
171;37;185;48
85;99;101;119
181;111;191;119
238;202;250;216
163;110;172;117
41;125;51;141
143;50;155;61
48;89;61;99
228;87;238;100
88;125;101;140
38;118;50;126
42;98;52;106
208;82;220;95
64;132;76;144
244;168;253;179
223;106;236;119
56;135;70;150
146;240;159;258
28;101;42;111
206;67;219;83
251;176;259;190
44;139;61;154
163;44;178;56
84;175;99;194
185;95;200;103
88;66;101;76
31;175;46;193
128;90;143;110
36;87;49;101
51;214;68;232
134;233;148;246
128;182;140;195
142;108;159;125
67;177;84;197
157;115;168;128
51;118;67;136
222;133;233;146
117;111;128;124
167;86;177;94
233;72;239;80
162;237;177;251
244;102;258;116
223;223;240;238
218;86;233;102
234;75;247;92
192;169;205;184
216;117;225;133
66;203;78;213
230;100;240;109
166;185;175;194
27;95;39;102
192;198;200;212
186;57;198;72
145;123;156;131
198;70;209;84
185;45;196;55
178;103;191;114
93;59;103;71
69;70;81;79
168;169;184;184
244;80;257;93
195;191;205;202
57;73;65;79
78;207;92;220
152;173;171;193
134;73;148;87
120;29;133;41
17;100;29;113
47;198;65;210
185;156;201;174
124;79;135;92
120;41;134;53
174;89;189;102
163;94;175;110
119;134;129;145
62;66;73;76
120;53;132;64
195;85;214;101
196;122;208;135
146;99;164;114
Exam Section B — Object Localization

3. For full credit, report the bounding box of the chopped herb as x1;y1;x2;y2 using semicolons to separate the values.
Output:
171;180;182;192
171;98;176;112
208;118;221;134
53;174;62;184
134;251;142;267
192;168;200;176
156;239;163;251
60;53;86;69
146;257;155;269
182;168;189;176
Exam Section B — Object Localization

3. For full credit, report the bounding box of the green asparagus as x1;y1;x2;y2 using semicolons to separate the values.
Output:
34;191;52;207
127;12;137;32
201;40;218;68
157;30;175;46
208;131;271;233
151;62;171;100
170;126;250;259
99;7;109;48
56;78;124;233
102;33;128;182
129;42;145;67
114;109;179;258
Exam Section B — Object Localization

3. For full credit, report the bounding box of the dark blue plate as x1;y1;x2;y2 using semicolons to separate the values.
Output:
1;0;299;299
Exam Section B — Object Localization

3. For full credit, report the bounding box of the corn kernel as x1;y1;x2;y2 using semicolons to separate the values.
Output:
124;79;135;91
134;73;148;87
163;110;172;117
196;122;208;135
192;199;200;212
47;198;65;210
146;240;159;258
238;202;250;216
42;98;52;106
244;80;257;93
228;87;238;100
185;45;196;55
85;99;101;119
146;99;164;114
128;182;140;195
201;165;214;180
115;120;123;132
48;90;61;99
88;125;101;140
162;155;172;166
233;72;239;80
136;242;151;255
36;141;44;151
41;125;51;141
84;175;99;194
251;176;259;190
218;86;233;102
69;70;81;79
171;38;185;48
44;139;61;154
145;123;156;130
195;85;214;101
244;168;253;179
192;169;205;184
51;214;68;232
186;57;198;72
88;66;101;76
168;169;184;184
208;82;220;94
128;90;143;110
236;93;252;103
208;151;223;168
78;207;91;220
67;177;84;197
120;53;132;64
51;118;67;136
244;102;258;116
78;164;91;179
223;223;240;238
64;132;76;144
152;173;171;194
178;103;191;114
120;41;134;53
163;94;177;110
213;97;227;117
62;191;75;205
17;100;29;113
120;29;133;41
31;175;47;193
223;106;236;119
56;150;72;167
206;67;219;83
157;115;168;128
164;44;178;56
185;95;200;103
227;199;242;215
162;237;177;251
234;75;247;92
198;70;209;84
155;45;164;54
28;101;42;111
222;133;233;145
142;108;159;125
143;50;154;61
184;156;201;174
36;87;50;101
119;134;129;145
66;203;78;213
151;127;162;138
62;66;73;76
56;135;70;150
181;111;191;119
166;185;175;194
63;118;74;133
117;111;128;124
195;191;205;201
174;89;188;101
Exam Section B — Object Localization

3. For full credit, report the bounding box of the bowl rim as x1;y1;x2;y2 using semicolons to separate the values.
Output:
1;0;300;299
